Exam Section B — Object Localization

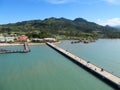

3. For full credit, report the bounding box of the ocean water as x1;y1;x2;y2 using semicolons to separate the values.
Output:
59;39;120;76
0;39;119;90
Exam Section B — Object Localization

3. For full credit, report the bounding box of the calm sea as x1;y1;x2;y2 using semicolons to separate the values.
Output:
0;39;120;90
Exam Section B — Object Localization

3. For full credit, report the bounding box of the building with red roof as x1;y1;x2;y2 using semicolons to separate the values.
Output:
18;35;28;42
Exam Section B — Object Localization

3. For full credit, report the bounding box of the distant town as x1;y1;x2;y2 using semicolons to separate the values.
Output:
0;33;57;45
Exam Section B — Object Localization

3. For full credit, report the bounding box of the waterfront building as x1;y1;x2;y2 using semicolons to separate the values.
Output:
32;38;44;43
44;38;56;42
0;36;5;43
18;35;28;42
5;37;15;43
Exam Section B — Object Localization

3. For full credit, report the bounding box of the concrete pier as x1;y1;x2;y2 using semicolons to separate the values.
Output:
0;42;30;54
23;42;30;52
46;42;120;89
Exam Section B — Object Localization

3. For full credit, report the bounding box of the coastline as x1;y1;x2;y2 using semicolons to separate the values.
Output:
0;43;45;47
0;43;23;47
0;42;61;47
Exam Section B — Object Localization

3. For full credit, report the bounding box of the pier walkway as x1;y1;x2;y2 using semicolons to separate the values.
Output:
0;42;30;54
47;42;120;89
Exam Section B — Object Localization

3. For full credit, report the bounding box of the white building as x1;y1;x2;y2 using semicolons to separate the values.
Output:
44;38;56;42
0;34;16;43
32;38;44;43
5;37;15;42
0;36;5;43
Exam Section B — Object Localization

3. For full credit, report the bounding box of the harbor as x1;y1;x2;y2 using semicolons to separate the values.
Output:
47;42;120;89
1;39;120;90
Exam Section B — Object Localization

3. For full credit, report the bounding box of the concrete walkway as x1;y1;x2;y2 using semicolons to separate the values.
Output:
47;42;120;89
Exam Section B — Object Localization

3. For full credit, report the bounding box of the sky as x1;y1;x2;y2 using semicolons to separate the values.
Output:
0;0;120;26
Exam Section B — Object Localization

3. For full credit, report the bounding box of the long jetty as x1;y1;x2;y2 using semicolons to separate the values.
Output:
46;42;120;89
0;42;30;54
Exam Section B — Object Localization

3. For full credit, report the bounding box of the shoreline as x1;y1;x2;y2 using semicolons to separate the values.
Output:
0;43;23;47
0;42;61;47
2;38;120;47
0;43;45;47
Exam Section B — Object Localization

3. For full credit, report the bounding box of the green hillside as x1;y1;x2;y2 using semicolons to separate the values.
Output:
0;17;120;39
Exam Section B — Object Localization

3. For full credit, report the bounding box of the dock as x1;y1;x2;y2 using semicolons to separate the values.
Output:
46;42;120;89
23;42;30;52
0;42;30;54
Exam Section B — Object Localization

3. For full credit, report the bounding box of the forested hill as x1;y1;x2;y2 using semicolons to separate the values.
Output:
0;17;120;38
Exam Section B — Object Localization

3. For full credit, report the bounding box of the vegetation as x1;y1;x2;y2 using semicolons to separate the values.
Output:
0;17;120;39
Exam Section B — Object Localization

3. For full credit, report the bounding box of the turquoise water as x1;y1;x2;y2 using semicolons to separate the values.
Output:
59;39;120;76
0;39;119;90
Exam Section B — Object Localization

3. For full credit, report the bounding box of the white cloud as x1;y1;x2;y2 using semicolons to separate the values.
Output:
97;18;120;26
42;0;76;4
30;0;120;4
103;0;120;4
39;0;100;4
104;0;115;3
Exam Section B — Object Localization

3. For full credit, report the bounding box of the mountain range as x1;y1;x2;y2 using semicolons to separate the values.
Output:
0;17;120;38
114;25;120;29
